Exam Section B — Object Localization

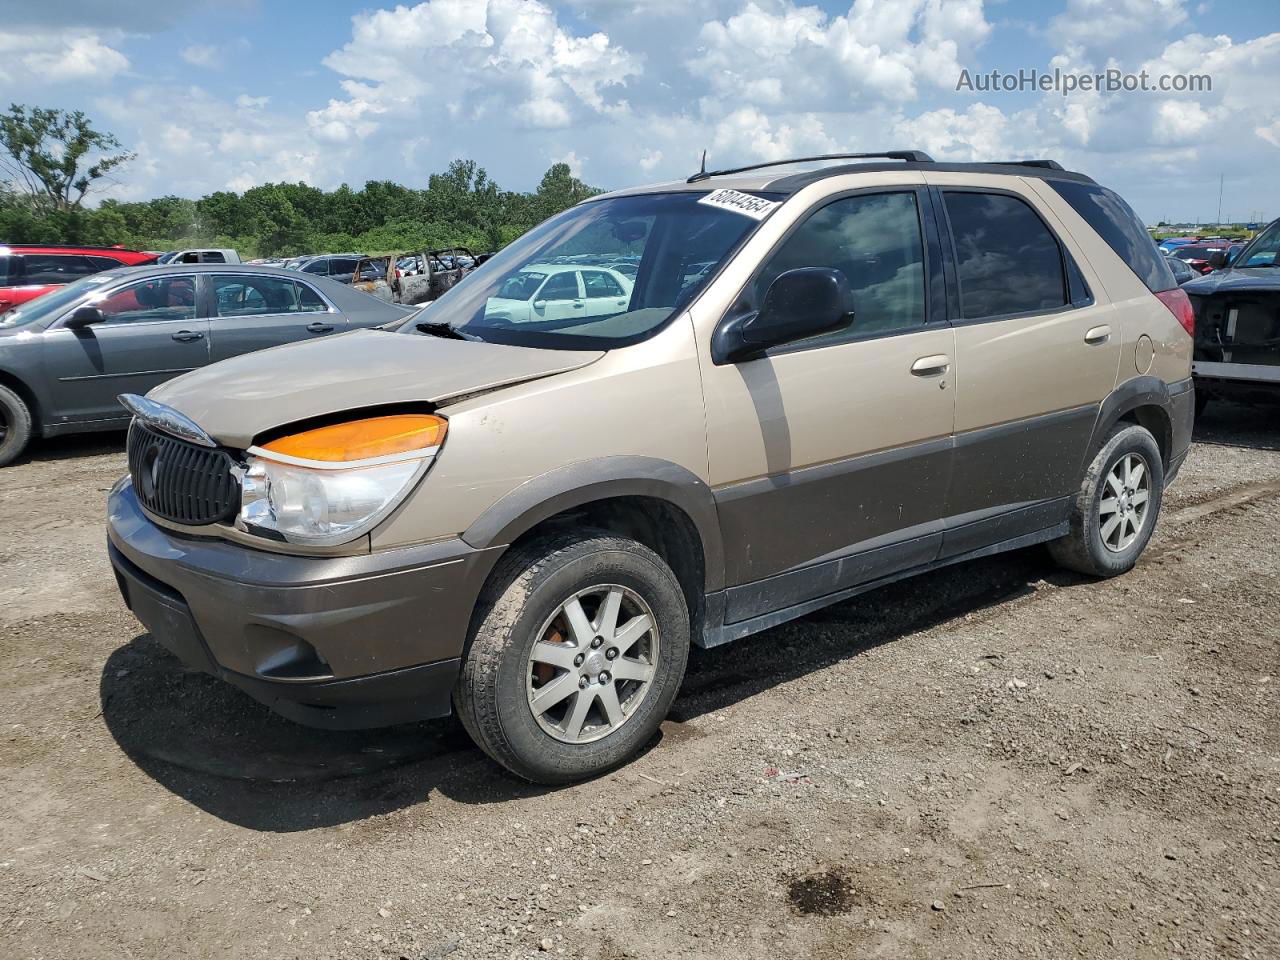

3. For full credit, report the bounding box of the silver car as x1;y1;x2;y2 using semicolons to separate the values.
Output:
0;264;412;465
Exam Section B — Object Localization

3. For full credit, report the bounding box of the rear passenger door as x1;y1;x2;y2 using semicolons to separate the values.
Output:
206;274;346;362
929;181;1118;556
580;269;630;321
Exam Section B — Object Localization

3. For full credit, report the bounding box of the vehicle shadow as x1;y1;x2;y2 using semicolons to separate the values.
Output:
17;430;127;464
1192;399;1280;451
100;545;1071;832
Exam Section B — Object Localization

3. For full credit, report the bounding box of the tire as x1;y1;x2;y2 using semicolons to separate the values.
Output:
455;531;690;784
1048;423;1164;577
0;384;32;468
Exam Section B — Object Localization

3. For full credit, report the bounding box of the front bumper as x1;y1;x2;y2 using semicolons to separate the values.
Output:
107;479;503;729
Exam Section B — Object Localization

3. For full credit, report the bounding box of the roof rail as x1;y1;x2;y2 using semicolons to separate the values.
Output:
687;151;935;183
993;159;1064;170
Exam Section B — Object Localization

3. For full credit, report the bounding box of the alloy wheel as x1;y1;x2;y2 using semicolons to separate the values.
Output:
1099;452;1151;552
525;584;660;744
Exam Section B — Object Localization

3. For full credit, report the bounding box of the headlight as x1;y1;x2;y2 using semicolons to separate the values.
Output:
238;414;447;545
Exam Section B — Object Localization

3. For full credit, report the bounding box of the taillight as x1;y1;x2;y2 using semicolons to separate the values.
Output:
1155;287;1195;337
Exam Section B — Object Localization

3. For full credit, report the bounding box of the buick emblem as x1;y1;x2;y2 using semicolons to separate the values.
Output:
139;444;163;500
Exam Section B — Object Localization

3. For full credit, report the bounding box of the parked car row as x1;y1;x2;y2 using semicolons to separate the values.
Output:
0;244;158;315
0;263;413;465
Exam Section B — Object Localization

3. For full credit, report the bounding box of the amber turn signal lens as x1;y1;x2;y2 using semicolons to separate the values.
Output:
262;414;447;462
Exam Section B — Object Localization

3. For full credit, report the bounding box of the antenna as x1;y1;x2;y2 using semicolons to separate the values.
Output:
698;150;707;179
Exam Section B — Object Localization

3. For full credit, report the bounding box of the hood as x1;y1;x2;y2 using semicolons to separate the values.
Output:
148;329;603;448
1183;266;1280;296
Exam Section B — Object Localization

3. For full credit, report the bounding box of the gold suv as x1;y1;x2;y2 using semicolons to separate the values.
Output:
107;152;1196;783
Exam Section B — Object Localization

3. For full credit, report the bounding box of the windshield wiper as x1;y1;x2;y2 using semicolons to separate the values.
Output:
416;320;479;341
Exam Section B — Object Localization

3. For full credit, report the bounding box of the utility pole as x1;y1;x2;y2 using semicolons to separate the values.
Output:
1217;173;1224;227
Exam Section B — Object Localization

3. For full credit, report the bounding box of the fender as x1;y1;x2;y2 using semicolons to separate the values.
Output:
460;456;726;592
1086;375;1177;466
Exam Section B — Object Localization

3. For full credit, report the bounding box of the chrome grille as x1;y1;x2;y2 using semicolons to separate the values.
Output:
127;422;239;526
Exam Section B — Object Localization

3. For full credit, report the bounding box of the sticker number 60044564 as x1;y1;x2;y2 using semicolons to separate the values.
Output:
696;188;780;221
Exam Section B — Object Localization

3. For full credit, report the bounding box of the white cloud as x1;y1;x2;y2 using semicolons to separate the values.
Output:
0;30;129;84
235;94;270;109
181;44;220;68
95;87;343;200
1049;0;1188;62
317;0;641;141
690;0;991;108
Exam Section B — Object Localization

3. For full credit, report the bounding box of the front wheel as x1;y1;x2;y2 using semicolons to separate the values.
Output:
1049;423;1164;577
0;384;33;468
455;532;690;784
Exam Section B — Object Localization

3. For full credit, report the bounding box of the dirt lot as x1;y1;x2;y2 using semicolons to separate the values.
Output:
1;405;1278;960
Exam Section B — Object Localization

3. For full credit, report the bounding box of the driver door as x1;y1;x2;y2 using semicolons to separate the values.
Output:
42;275;209;425
532;271;585;323
699;188;956;624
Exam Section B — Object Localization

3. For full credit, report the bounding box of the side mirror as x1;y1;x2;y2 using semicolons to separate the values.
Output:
532;299;547;310
712;267;853;364
1207;251;1228;269
64;305;104;329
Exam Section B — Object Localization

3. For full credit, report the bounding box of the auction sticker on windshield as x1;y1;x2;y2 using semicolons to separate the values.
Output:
697;188;779;221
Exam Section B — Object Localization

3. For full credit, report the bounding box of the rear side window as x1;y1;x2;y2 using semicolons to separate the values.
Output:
943;191;1067;320
19;254;104;285
0;255;10;285
1048;180;1175;292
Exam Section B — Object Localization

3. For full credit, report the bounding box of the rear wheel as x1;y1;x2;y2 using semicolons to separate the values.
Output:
455;532;690;784
1049;423;1164;577
0;384;32;467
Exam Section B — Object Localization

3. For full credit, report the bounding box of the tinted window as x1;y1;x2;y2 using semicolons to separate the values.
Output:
755;191;926;339
539;272;580;301
1049;180;1175;292
330;258;358;274
302;260;328;275
20;254;104;284
93;277;197;324
582;270;625;297
0;255;9;286
944;192;1066;320
203;252;226;263
212;275;313;317
298;283;326;310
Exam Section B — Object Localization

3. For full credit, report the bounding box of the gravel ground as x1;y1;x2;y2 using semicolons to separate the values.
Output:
1;403;1277;960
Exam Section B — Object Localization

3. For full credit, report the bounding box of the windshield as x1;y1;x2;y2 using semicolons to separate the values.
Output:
396;191;777;349
1236;221;1280;267
0;273;119;328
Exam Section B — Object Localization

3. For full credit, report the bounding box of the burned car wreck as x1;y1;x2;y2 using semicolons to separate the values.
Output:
1185;217;1280;412
352;247;476;305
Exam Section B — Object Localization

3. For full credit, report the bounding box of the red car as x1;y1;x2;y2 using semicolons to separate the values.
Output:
0;245;158;314
1170;243;1229;275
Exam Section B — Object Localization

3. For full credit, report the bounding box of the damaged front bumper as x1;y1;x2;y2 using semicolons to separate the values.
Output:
107;478;502;729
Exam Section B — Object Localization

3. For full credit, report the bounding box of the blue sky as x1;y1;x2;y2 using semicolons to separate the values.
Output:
3;0;1279;224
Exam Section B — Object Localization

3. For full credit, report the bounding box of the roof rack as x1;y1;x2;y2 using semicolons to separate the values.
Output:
687;151;935;183
992;159;1064;170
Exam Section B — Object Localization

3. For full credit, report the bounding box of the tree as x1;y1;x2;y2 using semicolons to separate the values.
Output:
0;105;134;214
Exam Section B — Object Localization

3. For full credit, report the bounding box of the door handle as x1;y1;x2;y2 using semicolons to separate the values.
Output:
171;330;203;342
1084;324;1112;344
306;321;335;333
572;302;584;309
910;354;951;376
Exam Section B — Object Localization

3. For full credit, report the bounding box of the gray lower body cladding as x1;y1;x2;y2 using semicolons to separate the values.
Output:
107;480;502;729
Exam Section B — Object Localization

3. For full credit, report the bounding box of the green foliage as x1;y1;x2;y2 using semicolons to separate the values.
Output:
0;104;134;213
2;153;602;258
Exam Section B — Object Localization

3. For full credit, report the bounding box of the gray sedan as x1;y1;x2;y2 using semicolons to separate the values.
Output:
0;264;414;465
